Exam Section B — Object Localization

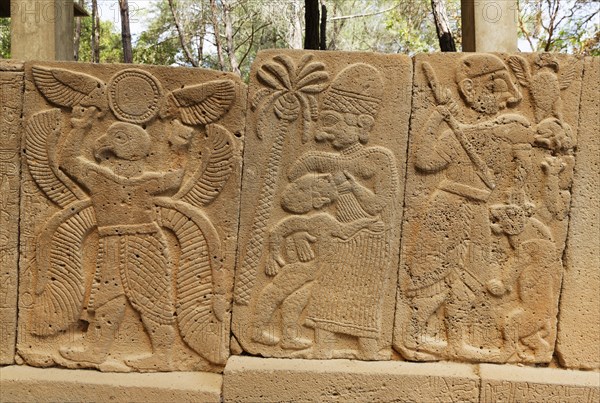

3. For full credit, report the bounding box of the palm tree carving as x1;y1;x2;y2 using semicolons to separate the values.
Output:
235;54;329;305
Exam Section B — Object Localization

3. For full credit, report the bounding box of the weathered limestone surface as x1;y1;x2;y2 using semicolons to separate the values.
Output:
0;52;597;401
480;364;600;402
232;50;411;360
556;56;600;370
0;365;222;402
394;53;583;364
16;61;246;372
223;356;480;402
0;62;24;364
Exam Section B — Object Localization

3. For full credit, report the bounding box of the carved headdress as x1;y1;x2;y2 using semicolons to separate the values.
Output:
456;54;508;82
323;63;384;117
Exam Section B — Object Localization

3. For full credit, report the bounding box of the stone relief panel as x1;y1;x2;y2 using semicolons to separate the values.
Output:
394;53;583;364
16;62;245;372
556;56;600;370
0;64;24;364
232;50;411;359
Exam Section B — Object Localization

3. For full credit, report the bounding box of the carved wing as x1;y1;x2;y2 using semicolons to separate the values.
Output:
32;200;96;336
508;56;532;87
32;66;105;108
155;198;228;364
174;124;234;207
25;109;86;207
559;63;576;90
170;80;236;126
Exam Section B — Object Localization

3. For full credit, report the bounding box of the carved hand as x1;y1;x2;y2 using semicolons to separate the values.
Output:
335;170;359;195
265;254;285;277
292;231;317;262
367;219;385;233
541;156;565;176
436;105;452;122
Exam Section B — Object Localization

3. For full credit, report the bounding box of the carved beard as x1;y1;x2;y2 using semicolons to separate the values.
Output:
472;91;500;115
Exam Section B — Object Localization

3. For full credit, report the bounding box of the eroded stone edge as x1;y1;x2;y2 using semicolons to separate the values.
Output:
0;66;24;365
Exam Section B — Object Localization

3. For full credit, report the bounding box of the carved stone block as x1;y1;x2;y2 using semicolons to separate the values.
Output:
224;356;480;402
16;62;245;372
394;53;584;364
556;56;600;370
0;365;222;402
232;50;411;359
0;63;24;364
480;364;600;403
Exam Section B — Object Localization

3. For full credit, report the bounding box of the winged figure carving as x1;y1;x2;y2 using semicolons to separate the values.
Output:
23;65;237;370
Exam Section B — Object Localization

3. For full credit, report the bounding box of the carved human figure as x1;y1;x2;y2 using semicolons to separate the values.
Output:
287;63;398;359
402;54;536;361
21;66;239;371
58;115;183;370
252;174;383;350
488;194;562;362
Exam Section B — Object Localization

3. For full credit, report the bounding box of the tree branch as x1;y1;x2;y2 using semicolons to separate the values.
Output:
168;0;198;67
329;5;397;21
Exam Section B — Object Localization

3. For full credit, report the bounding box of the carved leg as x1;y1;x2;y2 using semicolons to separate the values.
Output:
312;328;335;359
357;337;390;360
522;331;551;361
280;284;313;350
445;280;475;358
400;291;447;361
59;295;126;365
253;262;315;346
125;316;175;371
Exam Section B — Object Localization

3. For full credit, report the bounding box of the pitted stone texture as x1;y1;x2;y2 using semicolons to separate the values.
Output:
0;365;222;402
394;53;583;365
556;56;600;370
223;356;480;402
16;61;246;372
0;62;24;364
480;364;600;402
232;50;411;360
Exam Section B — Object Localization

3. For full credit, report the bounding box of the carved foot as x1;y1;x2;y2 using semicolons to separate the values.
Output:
396;344;441;362
450;343;503;362
125;354;173;372
59;345;107;365
253;330;280;346
357;349;392;361
280;336;312;350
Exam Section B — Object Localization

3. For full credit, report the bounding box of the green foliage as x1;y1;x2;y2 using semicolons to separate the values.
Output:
0;18;9;58
133;1;180;65
0;0;597;69
517;0;599;55
78;17;124;63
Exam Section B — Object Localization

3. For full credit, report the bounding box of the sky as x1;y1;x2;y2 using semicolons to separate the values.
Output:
96;0;156;41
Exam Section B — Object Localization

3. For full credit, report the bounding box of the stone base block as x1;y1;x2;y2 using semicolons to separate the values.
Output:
0;365;222;402
480;364;600;403
223;356;480;402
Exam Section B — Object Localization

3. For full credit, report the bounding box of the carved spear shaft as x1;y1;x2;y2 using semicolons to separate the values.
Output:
422;62;496;190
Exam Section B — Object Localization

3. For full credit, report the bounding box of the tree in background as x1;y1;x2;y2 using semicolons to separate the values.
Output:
517;0;599;55
119;0;134;62
1;0;597;65
431;0;456;51
133;0;300;77
305;0;320;49
0;18;9;59
77;16;124;63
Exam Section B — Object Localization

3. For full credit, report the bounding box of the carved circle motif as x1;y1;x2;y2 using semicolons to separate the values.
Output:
108;69;163;124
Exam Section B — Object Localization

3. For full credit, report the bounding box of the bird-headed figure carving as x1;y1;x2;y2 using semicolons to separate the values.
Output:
22;66;238;371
